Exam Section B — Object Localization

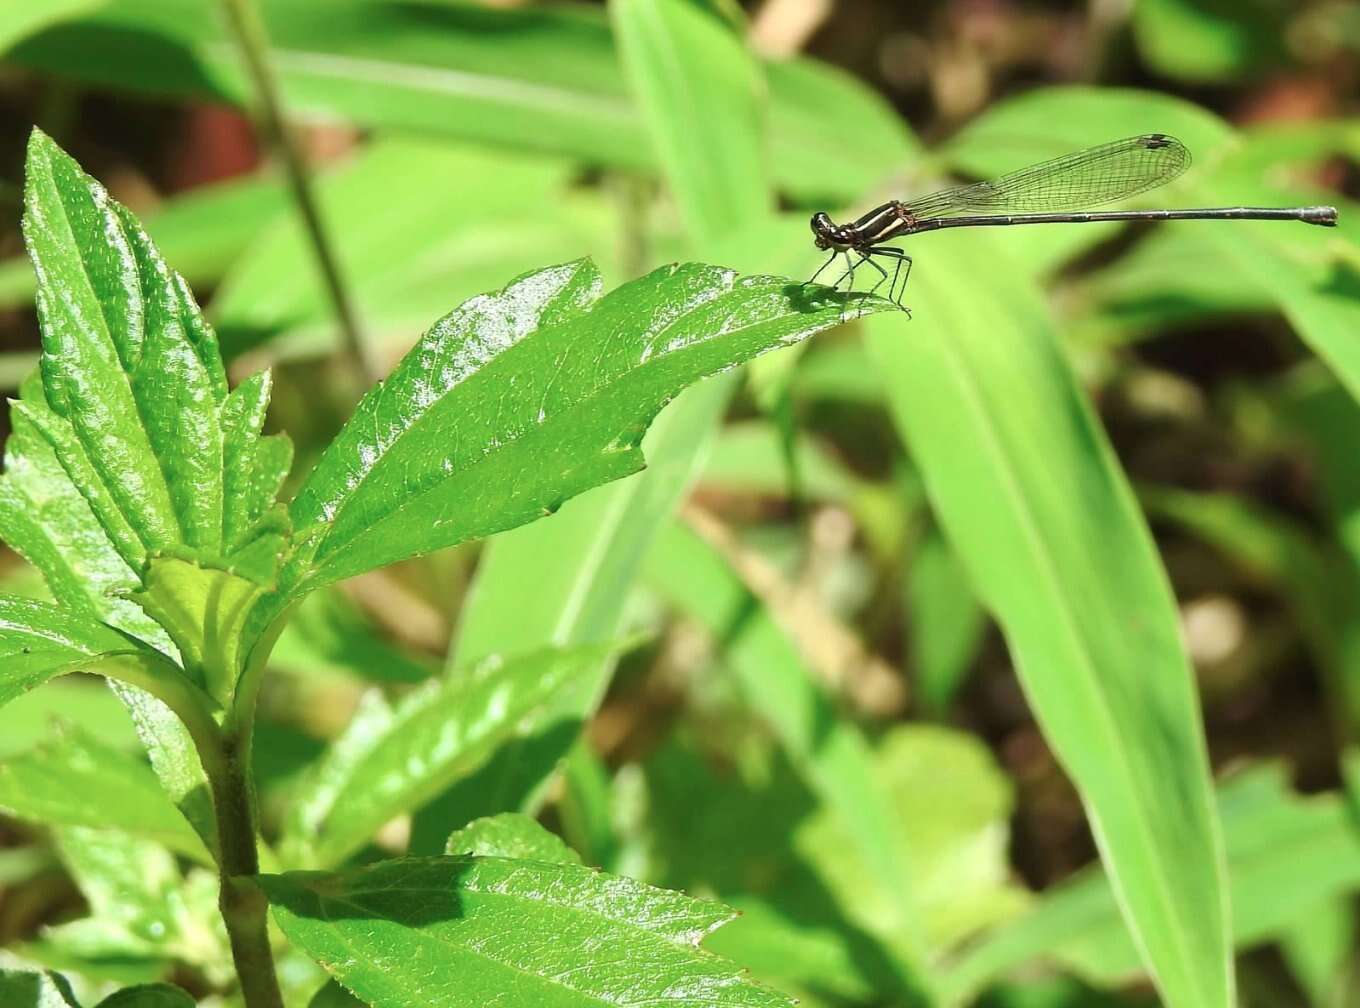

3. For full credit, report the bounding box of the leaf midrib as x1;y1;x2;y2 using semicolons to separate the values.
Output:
306;277;805;574
37;153;190;549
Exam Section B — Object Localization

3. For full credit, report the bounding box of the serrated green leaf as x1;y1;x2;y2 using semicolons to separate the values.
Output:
19;130;287;593
285;259;879;592
0;968;80;1008
25;131;205;558
0;596;149;708
0;726;211;863
0;172;288;312
0;392;165;647
220;370;285;549
286;645;617;868
260;856;793;1008
93;985;195;1008
444;813;581;864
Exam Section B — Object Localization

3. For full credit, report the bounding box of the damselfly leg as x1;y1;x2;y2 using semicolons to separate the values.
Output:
865;247;912;313
803;247;913;314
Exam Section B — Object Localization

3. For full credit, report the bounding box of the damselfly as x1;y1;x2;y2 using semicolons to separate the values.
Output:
807;133;1338;311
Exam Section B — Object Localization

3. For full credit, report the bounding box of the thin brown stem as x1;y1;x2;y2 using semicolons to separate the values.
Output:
218;0;378;390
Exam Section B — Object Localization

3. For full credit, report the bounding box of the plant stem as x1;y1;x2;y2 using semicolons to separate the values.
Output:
218;0;377;390
210;721;284;1008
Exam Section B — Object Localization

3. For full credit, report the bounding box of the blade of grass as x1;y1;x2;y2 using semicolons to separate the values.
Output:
865;228;1232;1008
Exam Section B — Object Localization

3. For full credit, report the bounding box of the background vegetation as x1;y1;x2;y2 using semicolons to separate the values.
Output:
0;0;1358;1006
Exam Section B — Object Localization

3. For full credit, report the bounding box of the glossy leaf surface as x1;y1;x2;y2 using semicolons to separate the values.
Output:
425;0;777;850
0;376;170;652
260;856;792;1008
20;130;288;592
0;596;150;709
0;173;287;312
286;259;880;592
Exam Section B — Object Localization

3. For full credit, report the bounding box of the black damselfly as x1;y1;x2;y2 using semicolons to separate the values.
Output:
807;133;1338;311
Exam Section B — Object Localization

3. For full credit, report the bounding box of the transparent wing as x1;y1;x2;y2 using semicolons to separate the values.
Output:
905;134;1192;220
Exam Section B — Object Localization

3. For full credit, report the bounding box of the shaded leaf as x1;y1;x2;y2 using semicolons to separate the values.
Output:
29;829;227;985
105;681;217;861
93;986;195;1008
285;645;616;868
645;520;929;966
941;765;1360;1000
309;981;368;1008
0;969;79;1008
260;856;793;1008
271;587;433;684
0;0;100;54
0;727;211;863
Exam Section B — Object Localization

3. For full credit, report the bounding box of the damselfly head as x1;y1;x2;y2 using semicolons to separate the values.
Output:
810;212;846;250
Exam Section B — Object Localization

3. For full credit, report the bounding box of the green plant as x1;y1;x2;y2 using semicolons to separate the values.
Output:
0;130;882;1007
4;1;1360;1007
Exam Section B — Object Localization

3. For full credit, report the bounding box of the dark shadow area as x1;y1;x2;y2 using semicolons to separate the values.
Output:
261;856;473;929
406;717;583;855
11;24;224;101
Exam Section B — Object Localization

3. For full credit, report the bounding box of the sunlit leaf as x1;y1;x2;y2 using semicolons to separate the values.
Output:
865;228;1231;1008
260;856;793;1008
284;259;881;593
